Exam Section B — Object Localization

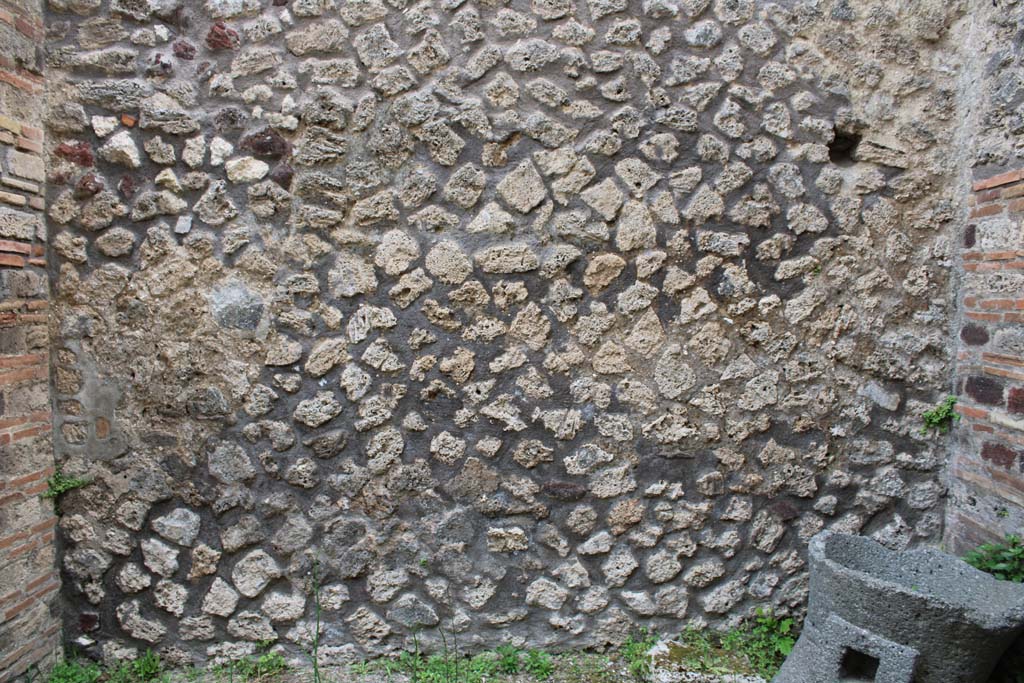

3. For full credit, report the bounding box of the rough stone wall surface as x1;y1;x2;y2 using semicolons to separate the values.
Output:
946;0;1024;555
43;0;968;668
0;0;62;678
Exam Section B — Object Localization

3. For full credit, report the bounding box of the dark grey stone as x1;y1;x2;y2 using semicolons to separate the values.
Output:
774;532;1024;683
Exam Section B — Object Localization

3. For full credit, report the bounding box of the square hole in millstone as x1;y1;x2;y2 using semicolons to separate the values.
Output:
839;648;880;681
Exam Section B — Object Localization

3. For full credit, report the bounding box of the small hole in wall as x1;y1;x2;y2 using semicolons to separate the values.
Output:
839;648;880;681
829;128;862;165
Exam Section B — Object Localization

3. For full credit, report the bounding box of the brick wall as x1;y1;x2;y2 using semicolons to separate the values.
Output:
0;0;60;678
946;168;1024;554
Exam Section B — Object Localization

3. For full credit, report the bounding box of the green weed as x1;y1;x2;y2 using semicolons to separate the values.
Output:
921;395;960;434
47;660;101;683
226;651;287;681
524;650;554;681
495;645;521;675
41;468;90;513
106;650;165;683
666;611;795;679
741;609;795;677
620;628;659;681
965;534;1024;582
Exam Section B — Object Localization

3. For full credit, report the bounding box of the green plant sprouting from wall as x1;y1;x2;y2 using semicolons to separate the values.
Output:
921;395;960;434
41;467;90;514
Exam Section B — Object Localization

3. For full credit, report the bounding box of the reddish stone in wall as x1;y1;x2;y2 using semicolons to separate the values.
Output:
73;173;103;199
981;442;1019;469
240;126;289;158
1007;387;1024;415
964;375;1005;406
964;225;976;248
270;162;293;189
960;323;990;345
55;141;93;167
118;175;137;198
206;22;240;50
172;40;196;60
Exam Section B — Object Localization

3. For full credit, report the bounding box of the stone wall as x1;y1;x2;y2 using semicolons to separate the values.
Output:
42;0;968;669
945;0;1024;555
0;0;62;677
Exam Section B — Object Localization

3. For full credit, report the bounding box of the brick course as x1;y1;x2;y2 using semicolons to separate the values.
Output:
946;166;1024;555
0;80;57;680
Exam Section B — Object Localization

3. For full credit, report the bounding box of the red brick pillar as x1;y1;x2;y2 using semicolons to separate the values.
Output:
945;169;1024;553
0;0;61;678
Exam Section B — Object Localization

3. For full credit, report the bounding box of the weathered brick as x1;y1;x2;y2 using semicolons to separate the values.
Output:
981;442;1019;469
1009;387;1024;415
964;374;1005;406
0;190;27;207
5;149;42;182
970;203;1004;219
960;323;990;345
973;168;1024;191
964;224;976;248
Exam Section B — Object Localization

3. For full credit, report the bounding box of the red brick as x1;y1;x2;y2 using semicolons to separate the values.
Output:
0;240;30;255
970;203;1004;219
20;124;41;142
14;137;41;154
14;17;34;38
0;253;25;267
7;468;53;489
4;595;36;620
0;70;36;94
1010;198;1024;213
10;424;50;442
987;465;1024;496
979;298;1016;310
984;365;1024;382
966;311;1002;322
1003;182;1024;199
0;353;45;368
957;405;990;420
0;365;45;385
0;640;33;669
983;352;1024;367
30;516;56;534
981;442;1019;468
1009;387;1024;415
0;415;30;430
973;168;1024;191
0;530;29;550
961;323;990;346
